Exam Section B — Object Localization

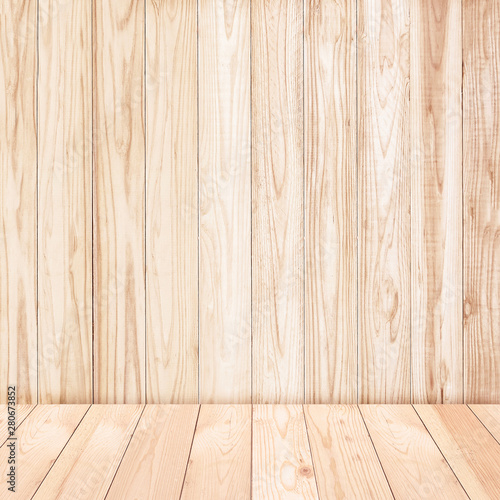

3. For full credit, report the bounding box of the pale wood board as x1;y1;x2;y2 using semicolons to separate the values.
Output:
468;404;500;443
304;405;393;499
93;0;145;403
359;405;467;499
199;0;251;404
411;0;463;404
33;404;143;499
252;405;318;499
304;0;357;404
0;0;38;404
252;0;304;404
146;0;198;404
0;404;36;447
38;0;92;404
106;404;199;500
415;404;500;498
182;405;251;499
0;405;89;500
464;0;500;404
358;0;411;404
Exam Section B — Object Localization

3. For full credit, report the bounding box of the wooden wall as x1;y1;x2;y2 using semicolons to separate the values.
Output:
0;0;498;404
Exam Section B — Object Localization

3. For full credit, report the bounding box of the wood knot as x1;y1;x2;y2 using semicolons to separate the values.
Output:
298;466;313;478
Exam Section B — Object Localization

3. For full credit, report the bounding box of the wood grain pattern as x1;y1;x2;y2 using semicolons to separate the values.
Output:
252;0;304;404
360;405;467;499
358;0;411;404
93;0;145;404
0;0;37;404
464;0;500;404
304;405;392;499
252;405;318;499
468;404;500;442
38;0;92;404
0;404;35;446
182;405;251;499
305;0;357;404
33;404;143;500
0;405;89;500
146;0;198;404
106;405;199;499
199;0;251;404
411;0;463;404
415;404;500;498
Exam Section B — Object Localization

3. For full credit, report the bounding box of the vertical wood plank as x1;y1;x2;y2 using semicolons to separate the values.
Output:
411;0;463;404
146;0;198;403
182;405;252;498
305;0;357;403
464;0;500;403
94;0;145;403
199;0;251;403
358;0;411;403
252;0;304;404
0;0;37;404
38;0;92;404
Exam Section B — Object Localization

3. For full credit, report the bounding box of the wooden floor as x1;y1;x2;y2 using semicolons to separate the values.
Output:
1;405;500;499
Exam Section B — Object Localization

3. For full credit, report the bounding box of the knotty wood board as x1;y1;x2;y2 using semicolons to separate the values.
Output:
359;405;467;499
304;405;392;499
358;0;411;404
415;404;500;498
464;0;500;404
93;0;145;403
0;404;36;447
0;405;89;500
252;405;318;499
146;0;198;404
106;405;199;500
251;0;304;404
182;405;251;499
304;0;357;404
0;0;38;405
468;404;500;443
411;0;463;404
199;0;251;404
38;0;92;404
33;404;143;500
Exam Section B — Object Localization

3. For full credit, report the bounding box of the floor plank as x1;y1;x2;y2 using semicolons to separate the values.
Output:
106;405;199;500
360;405;467;499
0;405;88;499
252;405;318;499
38;0;92;404
304;0;357;404
145;0;198;404
463;0;500;404
33;405;143;500
0;0;38;405
93;0;145;404
182;405;251;499
198;0;251;404
304;405;392;499
0;405;36;447
468;405;500;443
251;0;304;403
415;404;500;498
358;0;411;404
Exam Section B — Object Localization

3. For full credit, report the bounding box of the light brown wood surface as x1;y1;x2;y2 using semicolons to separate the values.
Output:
93;0;145;404
0;0;38;405
182;405;251;499
38;0;92;404
358;0;411;404
146;0;198;404
33;404;143;499
360;405;467;499
468;404;500;442
305;405;392;499
305;0;357;404
199;0;251;404
106;405;199;500
0;404;36;446
411;0;463;404
464;0;500;404
252;0;304;404
252;405;318;499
